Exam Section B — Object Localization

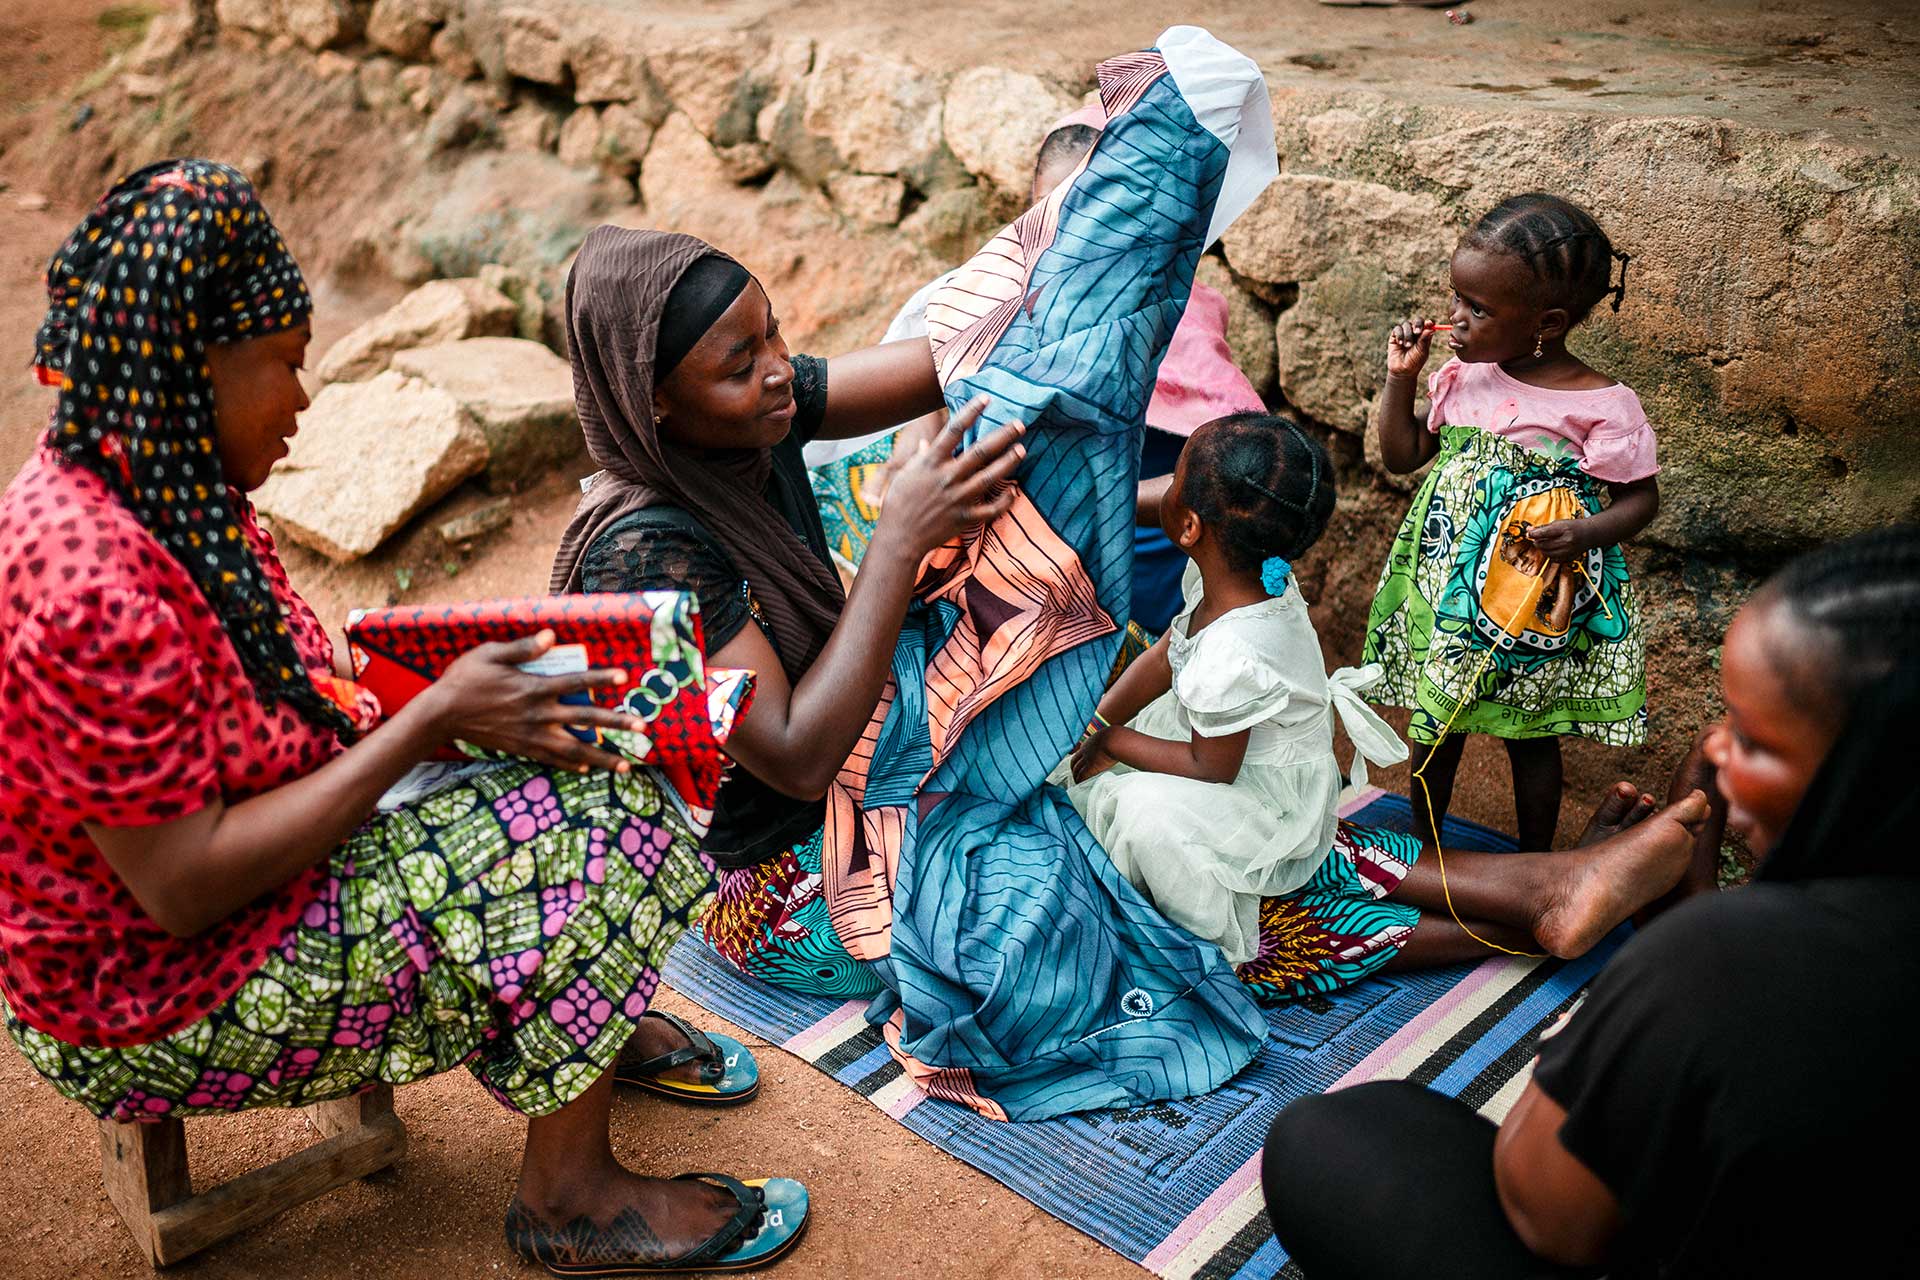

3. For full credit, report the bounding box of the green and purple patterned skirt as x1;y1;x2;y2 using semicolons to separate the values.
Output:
7;762;714;1122
1363;425;1646;747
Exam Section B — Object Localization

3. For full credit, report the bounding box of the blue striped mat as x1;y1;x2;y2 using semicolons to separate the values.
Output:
664;788;1619;1278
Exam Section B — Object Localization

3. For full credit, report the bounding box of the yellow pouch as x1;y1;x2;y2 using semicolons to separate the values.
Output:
1481;486;1583;639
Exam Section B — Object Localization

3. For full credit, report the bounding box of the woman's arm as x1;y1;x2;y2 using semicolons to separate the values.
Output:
1492;1082;1624;1267
85;633;649;938
810;338;945;441
717;405;1026;799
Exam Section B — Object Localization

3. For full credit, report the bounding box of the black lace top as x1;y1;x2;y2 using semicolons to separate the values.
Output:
580;354;833;868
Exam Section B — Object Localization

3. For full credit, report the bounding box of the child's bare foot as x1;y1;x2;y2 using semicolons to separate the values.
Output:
1535;791;1710;958
1576;782;1658;847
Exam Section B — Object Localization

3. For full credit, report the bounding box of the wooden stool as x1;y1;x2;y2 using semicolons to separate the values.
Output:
97;1085;407;1267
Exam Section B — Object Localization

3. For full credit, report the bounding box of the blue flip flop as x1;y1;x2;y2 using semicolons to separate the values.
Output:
507;1173;810;1276
613;1010;760;1106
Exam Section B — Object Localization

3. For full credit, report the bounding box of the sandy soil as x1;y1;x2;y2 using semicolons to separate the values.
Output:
0;0;1872;1274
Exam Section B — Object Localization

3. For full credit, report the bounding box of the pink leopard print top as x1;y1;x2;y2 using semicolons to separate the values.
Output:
0;446;341;1047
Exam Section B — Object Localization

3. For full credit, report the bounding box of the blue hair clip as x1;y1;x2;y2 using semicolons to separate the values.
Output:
1261;556;1292;596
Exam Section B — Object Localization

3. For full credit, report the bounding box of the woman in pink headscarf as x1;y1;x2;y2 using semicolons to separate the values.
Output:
806;104;1267;633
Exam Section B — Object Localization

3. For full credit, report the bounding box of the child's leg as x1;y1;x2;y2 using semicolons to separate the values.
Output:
1504;735;1563;851
1410;732;1468;844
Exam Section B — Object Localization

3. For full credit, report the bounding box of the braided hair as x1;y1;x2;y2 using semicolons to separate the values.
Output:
1177;413;1336;577
30;159;354;738
1461;192;1631;323
1767;524;1920;711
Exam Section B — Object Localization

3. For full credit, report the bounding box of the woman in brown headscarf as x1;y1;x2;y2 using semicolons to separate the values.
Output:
554;228;1027;997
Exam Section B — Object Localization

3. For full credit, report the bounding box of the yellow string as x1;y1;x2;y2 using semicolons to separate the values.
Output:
1410;561;1592;959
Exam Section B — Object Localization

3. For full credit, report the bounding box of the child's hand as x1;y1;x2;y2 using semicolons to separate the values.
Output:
1528;518;1592;562
1070;726;1116;783
1386;317;1439;379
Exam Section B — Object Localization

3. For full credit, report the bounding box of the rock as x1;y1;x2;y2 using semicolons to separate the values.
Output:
717;141;776;185
1274;259;1413;435
355;55;405;113
122;74;167;101
127;11;194;74
1221;174;1454;288
640;112;731;212
313;50;355;80
14;193;49;213
399;63;442;114
500;7;566;85
899;185;997;263
1195;257;1278;403
213;0;275;37
499;100;561;153
316;278;518;383
476;263;548;343
391;338;580;489
255;373;489;562
598;101;658;174
942;67;1074;195
423;83;488;152
801;46;943;177
647;30;771;145
568;20;666;107
429;21;479;80
1302;107;1370;165
281;0;353;51
436;496;514;544
1797;158;1859;194
367;0;443;60
827;172;906;228
556;105;603;169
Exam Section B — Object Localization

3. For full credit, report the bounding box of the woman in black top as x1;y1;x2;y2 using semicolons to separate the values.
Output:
1261;524;1920;1279
548;229;1024;980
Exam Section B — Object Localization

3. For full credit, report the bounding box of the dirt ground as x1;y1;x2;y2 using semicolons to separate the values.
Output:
1;1;1902;1275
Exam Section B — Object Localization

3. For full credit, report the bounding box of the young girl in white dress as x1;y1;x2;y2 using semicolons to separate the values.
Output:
1063;414;1408;963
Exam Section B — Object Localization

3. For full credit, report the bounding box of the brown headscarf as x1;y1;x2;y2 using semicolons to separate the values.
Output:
550;227;847;679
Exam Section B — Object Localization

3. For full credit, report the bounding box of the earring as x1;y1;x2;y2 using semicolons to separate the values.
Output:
1532;333;1544;359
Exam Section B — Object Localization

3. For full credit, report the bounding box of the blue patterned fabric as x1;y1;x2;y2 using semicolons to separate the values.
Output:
851;57;1270;1120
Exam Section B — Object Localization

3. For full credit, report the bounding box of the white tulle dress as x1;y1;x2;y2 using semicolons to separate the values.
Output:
1064;565;1408;963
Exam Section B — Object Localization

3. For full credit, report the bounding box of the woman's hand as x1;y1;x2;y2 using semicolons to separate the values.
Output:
415;630;649;774
1387;317;1438;379
874;396;1026;561
1071;726;1116;783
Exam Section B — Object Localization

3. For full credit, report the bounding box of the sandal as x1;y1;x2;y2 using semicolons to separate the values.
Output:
506;1173;810;1276
614;1010;760;1106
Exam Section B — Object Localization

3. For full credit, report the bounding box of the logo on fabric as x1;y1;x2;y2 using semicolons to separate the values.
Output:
1120;988;1155;1019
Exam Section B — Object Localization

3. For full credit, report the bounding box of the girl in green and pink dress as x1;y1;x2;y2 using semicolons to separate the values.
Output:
1366;193;1660;852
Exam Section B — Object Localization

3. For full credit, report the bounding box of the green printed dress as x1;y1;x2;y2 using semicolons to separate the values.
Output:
1363;359;1656;748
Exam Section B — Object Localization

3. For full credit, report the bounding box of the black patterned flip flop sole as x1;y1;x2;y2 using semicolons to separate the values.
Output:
537;1213;808;1276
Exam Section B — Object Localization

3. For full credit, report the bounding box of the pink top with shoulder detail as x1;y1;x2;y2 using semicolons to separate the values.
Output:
0;445;341;1048
1427;358;1660;483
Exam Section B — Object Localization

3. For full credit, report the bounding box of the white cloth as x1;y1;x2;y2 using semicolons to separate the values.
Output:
1063;565;1408;963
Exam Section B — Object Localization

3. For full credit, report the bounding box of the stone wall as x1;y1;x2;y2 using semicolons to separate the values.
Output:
174;0;1918;557
69;0;1920;799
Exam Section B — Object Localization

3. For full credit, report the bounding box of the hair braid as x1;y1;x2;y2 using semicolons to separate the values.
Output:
1462;192;1629;323
1178;413;1336;575
1770;525;1920;709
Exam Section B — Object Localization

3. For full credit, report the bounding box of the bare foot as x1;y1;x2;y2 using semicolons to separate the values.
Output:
618;1014;710;1086
510;1164;739;1266
1576;781;1658;847
1635;729;1730;922
1535;791;1710;959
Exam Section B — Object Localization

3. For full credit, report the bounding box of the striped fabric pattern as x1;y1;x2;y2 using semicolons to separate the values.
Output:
808;39;1277;1121
665;789;1621;1278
